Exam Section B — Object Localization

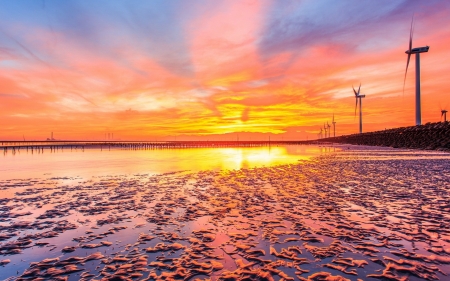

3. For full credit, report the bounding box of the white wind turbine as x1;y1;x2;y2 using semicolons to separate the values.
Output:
403;16;429;126
441;109;448;122
327;122;331;138
332;114;336;137
353;84;365;134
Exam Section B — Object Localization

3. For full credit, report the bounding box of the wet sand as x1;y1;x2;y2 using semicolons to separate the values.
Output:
1;148;450;281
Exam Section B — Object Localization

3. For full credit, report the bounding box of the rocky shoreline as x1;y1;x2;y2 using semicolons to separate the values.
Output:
323;122;450;151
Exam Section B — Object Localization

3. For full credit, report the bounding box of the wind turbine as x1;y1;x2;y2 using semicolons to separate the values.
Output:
404;16;429;126
332;114;336;137
323;123;328;139
442;109;448;122
327;122;331;138
353;84;365;134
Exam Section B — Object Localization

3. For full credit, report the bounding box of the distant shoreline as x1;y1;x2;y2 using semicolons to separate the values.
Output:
1;122;449;152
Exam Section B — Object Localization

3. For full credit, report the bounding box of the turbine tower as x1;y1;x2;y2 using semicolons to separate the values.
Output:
353;84;366;134
404;16;429;126
332;114;336;137
442;109;448;122
323;123;327;139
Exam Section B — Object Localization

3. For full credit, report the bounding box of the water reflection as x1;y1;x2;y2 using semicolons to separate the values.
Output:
0;145;336;180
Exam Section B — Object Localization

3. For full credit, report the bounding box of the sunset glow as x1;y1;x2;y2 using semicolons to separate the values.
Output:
1;0;450;140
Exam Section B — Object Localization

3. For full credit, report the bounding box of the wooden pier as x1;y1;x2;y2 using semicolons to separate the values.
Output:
1;140;323;154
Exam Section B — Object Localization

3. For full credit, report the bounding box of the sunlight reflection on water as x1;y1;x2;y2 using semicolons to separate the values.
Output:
0;145;337;180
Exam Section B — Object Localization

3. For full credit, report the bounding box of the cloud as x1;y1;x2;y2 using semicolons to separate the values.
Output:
0;0;450;139
241;107;250;122
0;93;27;98
257;0;449;59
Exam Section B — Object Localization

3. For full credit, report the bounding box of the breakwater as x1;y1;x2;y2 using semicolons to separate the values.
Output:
326;122;450;151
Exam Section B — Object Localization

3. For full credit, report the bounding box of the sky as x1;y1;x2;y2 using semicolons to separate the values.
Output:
1;0;450;141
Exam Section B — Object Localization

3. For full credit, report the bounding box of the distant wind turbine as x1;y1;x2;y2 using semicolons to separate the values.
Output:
403;16;430;126
332;114;336;137
442;109;448;122
353;84;366;134
327;122;331;138
323;123;328;139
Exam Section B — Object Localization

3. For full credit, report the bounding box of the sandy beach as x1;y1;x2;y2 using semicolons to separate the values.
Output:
1;147;449;281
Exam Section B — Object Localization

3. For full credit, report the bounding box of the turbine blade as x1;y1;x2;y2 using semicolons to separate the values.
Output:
403;53;411;94
353;86;358;96
355;98;358;116
358;83;361;95
409;16;414;52
403;16;414;96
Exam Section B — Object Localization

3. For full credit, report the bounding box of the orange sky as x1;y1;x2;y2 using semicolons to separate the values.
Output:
1;0;450;141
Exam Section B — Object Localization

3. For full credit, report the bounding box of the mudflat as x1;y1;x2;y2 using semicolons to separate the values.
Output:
1;148;450;281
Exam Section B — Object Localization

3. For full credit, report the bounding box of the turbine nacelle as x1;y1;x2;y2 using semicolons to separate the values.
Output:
405;46;429;54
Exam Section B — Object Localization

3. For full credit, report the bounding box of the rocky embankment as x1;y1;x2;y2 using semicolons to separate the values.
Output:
326;122;450;151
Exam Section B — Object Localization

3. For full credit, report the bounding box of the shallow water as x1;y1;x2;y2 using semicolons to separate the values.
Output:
0;145;333;180
1;146;450;281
